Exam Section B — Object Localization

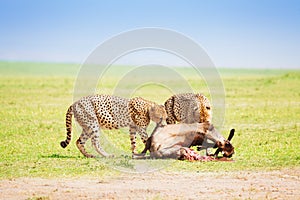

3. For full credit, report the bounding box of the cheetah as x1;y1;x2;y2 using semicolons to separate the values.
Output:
164;93;212;124
60;94;167;158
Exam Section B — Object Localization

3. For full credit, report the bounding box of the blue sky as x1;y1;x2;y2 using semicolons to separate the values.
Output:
0;0;299;68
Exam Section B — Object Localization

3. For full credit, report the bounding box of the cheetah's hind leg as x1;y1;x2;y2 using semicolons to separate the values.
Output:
76;131;96;158
91;129;114;158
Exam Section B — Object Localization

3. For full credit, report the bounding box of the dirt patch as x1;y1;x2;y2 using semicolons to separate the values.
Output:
1;168;299;200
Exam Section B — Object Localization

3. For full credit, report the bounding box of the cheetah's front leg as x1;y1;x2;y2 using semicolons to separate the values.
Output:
130;125;148;155
129;124;138;154
137;126;148;147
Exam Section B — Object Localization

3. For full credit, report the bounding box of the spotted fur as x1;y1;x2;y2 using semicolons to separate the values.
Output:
164;93;212;124
60;94;167;158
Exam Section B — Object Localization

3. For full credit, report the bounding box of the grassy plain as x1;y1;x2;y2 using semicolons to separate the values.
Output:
0;61;299;179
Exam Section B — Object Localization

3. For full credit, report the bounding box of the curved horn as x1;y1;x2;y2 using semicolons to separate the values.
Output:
214;147;221;157
214;128;235;157
228;129;235;141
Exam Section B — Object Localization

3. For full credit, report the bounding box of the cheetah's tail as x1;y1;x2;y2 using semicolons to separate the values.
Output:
60;105;73;148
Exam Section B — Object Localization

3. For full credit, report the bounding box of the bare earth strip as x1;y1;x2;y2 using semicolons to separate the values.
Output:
0;168;299;200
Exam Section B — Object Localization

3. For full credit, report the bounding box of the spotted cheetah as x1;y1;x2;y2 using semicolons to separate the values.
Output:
164;93;212;124
60;94;167;158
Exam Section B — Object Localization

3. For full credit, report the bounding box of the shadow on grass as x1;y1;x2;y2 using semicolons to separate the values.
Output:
41;154;82;159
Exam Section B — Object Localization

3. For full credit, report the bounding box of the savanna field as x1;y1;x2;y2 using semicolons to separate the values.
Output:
0;61;299;179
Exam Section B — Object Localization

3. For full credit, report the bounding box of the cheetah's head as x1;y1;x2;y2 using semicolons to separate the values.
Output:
149;105;168;126
197;94;212;123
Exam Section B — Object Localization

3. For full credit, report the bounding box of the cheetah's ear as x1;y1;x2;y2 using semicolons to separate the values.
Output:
149;105;156;113
159;104;165;110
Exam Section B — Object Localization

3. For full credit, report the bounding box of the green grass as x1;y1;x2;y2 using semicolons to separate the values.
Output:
0;61;299;179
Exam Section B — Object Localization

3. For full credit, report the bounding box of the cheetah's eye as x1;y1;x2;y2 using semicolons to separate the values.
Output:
206;106;210;110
